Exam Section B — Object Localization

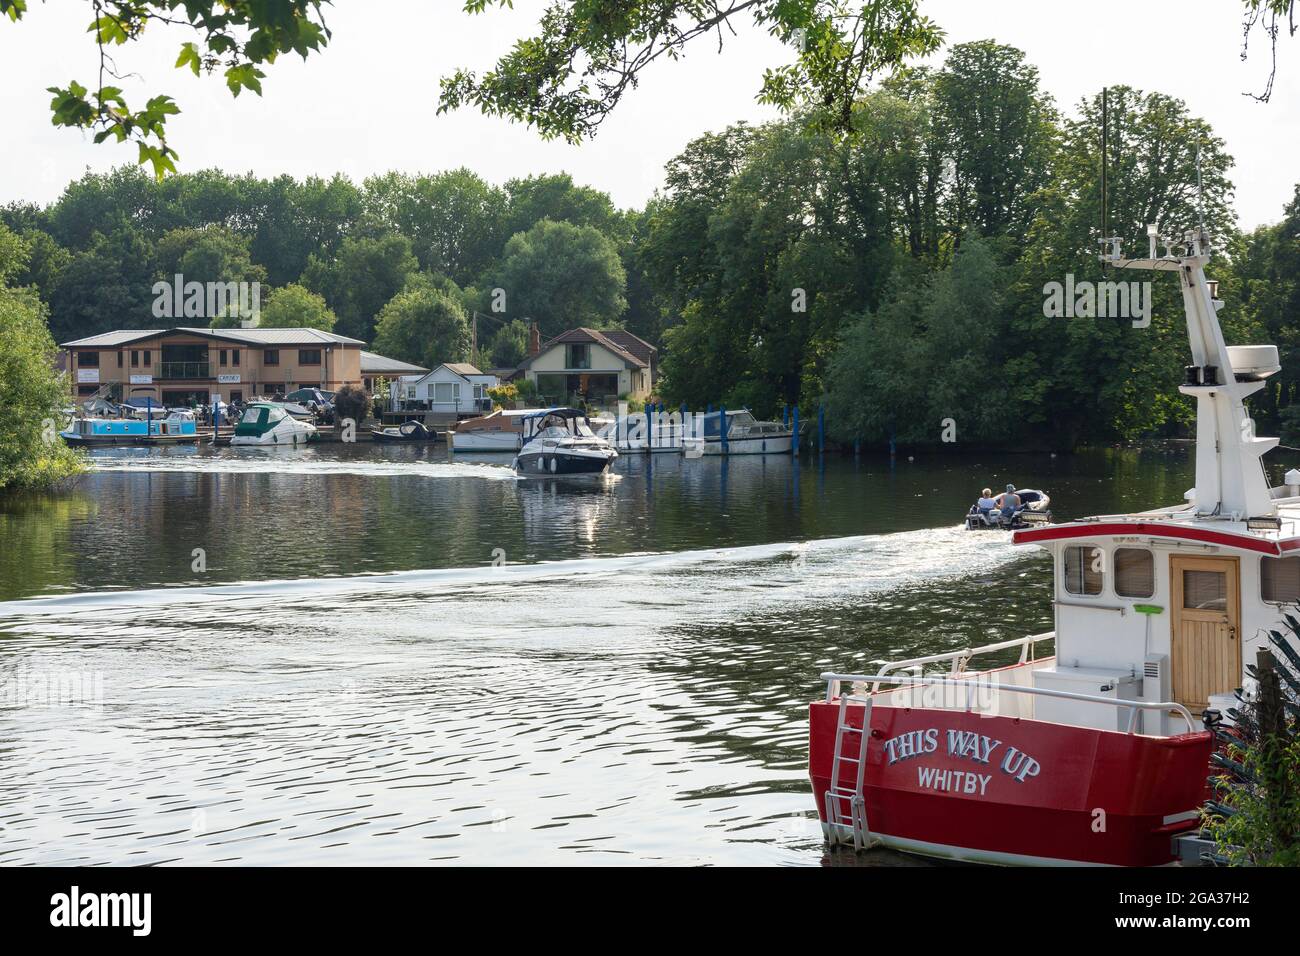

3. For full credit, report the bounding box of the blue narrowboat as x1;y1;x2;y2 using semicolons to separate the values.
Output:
60;416;199;446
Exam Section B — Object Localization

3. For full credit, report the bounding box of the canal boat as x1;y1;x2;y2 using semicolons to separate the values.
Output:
60;412;199;446
965;488;1052;531
810;224;1293;866
700;409;796;455
514;407;618;475
230;401;317;446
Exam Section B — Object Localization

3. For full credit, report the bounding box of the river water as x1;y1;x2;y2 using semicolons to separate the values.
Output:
0;443;1197;865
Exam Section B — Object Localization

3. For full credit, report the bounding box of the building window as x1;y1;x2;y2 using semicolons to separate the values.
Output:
1262;556;1300;604
299;349;322;365
232;350;240;367
117;351;124;368
131;350;139;367
143;350;151;366
1063;545;1103;596
433;382;459;404
219;350;228;367
77;351;99;367
1114;548;1155;598
264;350;280;366
565;343;591;369
230;390;243;403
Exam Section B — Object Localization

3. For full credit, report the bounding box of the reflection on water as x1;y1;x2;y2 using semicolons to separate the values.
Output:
0;443;1194;864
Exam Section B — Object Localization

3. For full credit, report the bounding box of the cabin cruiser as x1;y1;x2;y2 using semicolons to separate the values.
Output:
448;408;533;452
600;410;704;455
965;488;1051;530
514;407;618;475
809;224;1296;866
230;401;316;446
700;409;796;455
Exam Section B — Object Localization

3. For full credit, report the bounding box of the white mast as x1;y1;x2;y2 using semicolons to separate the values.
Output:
1101;227;1279;518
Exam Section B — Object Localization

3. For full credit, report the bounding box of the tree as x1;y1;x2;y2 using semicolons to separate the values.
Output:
439;0;941;141
488;220;627;339
361;170;506;284
0;225;85;492
301;233;419;342
47;226;157;343
332;383;372;425
485;318;530;368
1;1;331;176
259;283;336;331
372;286;472;371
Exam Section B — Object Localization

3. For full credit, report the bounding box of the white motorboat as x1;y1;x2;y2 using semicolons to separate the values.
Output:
230;401;316;446
513;408;618;475
448;408;533;452
965;488;1052;530
700;409;795;455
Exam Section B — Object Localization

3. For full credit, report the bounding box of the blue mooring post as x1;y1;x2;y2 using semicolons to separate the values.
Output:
680;403;687;448
213;397;221;430
791;405;799;456
818;404;825;456
782;405;789;428
720;404;728;455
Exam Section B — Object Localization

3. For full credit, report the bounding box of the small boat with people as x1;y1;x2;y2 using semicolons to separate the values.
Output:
809;223;1293;866
230;401;317;446
370;420;436;443
513;407;618;475
965;485;1051;530
700;409;796;455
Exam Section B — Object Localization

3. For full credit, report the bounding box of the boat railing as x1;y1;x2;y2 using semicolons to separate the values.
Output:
822;672;1199;735
867;632;1055;692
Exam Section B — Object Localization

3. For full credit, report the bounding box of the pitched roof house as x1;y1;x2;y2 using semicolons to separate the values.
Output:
517;327;657;405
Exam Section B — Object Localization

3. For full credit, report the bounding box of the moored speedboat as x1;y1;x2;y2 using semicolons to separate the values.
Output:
513;407;617;475
230;401;316;446
810;224;1294;866
700;409;796;455
371;420;435;443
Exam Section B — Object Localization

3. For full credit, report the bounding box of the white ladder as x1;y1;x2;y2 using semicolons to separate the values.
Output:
823;690;876;851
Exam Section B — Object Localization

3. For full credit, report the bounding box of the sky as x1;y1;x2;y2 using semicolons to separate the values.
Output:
0;1;1296;229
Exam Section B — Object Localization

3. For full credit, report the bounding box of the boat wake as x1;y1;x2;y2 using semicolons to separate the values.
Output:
0;525;1035;617
87;453;516;481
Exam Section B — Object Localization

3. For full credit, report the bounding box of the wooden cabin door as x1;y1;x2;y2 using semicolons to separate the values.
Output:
1170;556;1240;711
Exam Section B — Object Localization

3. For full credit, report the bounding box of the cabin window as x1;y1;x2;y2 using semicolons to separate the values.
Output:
299;349;321;366
1114;548;1155;598
264;350;280;365
1261;556;1300;604
77;351;99;367
1062;546;1103;595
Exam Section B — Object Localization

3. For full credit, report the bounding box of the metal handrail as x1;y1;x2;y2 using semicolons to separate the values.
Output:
869;632;1055;691
822;672;1199;735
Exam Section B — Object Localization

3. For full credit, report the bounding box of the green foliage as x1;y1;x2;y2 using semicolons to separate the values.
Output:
487;220;627;339
372;286;472;372
0;225;85;492
485;318;530;369
259;283;336;331
332;383;371;425
439;0;941;141
301;233;418;341
2;1;331;176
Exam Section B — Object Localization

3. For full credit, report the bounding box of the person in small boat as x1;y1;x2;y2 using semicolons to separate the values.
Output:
994;483;1022;518
976;488;997;518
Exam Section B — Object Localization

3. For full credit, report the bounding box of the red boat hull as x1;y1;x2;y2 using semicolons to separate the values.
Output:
809;701;1214;866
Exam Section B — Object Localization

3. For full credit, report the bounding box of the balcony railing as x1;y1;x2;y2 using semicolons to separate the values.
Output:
159;362;211;379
